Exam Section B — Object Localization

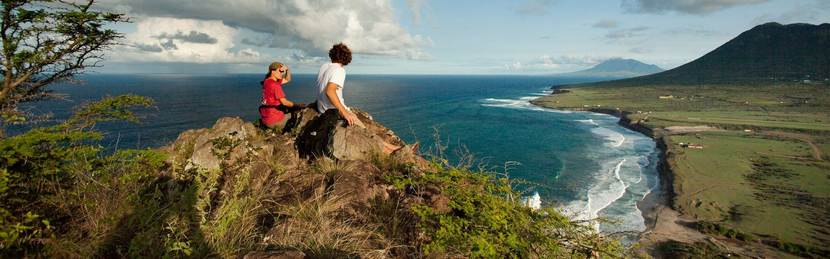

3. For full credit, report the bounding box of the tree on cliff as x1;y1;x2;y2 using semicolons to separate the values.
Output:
0;0;127;138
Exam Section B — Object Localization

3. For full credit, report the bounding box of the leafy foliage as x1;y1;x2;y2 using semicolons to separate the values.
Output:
388;164;635;258
0;95;156;255
0;0;128;136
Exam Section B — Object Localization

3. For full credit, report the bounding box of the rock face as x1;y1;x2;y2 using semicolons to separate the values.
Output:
162;117;263;171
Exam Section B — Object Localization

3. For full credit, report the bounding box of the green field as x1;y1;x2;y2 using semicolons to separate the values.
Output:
533;84;830;250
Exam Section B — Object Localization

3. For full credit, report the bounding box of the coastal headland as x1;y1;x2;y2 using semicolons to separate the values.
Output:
532;22;830;258
532;83;830;258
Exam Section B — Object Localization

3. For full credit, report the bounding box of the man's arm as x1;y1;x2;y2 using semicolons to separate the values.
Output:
281;66;291;84
325;82;359;126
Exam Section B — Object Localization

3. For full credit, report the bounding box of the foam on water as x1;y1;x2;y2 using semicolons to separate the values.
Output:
481;91;659;240
523;192;542;210
479;97;572;113
591;127;627;148
576;119;599;126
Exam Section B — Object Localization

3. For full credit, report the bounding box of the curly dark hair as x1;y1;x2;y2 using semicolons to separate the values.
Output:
328;43;352;66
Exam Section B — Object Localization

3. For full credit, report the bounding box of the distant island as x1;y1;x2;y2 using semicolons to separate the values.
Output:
555;58;664;78
534;22;830;258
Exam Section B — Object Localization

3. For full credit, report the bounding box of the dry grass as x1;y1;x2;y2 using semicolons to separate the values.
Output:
266;191;394;258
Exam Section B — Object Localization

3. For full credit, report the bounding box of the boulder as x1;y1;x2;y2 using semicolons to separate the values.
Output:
163;117;260;171
296;109;400;161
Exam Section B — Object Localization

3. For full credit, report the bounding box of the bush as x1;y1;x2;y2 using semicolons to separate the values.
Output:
656;240;733;259
0;95;159;256
388;164;634;258
694;221;755;242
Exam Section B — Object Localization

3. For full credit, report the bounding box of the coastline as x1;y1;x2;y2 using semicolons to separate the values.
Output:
527;98;687;250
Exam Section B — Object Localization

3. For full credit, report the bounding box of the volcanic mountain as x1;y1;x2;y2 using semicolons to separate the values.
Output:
557;58;664;78
575;22;830;86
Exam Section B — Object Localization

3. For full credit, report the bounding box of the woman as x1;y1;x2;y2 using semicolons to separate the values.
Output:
259;62;301;129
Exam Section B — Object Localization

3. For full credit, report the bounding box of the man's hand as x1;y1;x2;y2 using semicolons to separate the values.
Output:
341;110;358;126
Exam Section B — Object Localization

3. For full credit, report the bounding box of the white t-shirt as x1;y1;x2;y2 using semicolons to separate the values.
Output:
316;62;347;113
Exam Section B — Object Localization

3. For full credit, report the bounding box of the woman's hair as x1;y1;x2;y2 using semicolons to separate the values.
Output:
261;69;275;85
328;43;352;66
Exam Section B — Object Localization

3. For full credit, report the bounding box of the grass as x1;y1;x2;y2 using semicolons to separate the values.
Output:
533;83;830;253
669;132;830;246
534;84;830;133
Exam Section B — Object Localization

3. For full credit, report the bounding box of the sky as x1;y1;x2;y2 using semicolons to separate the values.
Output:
95;0;830;75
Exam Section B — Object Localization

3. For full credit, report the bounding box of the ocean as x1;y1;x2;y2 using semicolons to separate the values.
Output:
17;74;660;239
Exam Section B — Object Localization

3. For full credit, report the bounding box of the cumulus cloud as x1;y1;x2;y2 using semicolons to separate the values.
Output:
103;0;430;59
621;0;769;14
516;0;557;16
593;20;619;29
116;17;264;64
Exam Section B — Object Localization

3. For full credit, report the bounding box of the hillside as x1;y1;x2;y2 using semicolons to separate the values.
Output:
569;22;830;87
0;97;634;258
557;58;664;78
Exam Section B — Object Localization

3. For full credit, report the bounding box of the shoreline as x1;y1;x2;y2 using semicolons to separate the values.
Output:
527;99;681;246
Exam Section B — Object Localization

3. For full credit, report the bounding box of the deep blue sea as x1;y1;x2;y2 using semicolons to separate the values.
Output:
17;74;659;238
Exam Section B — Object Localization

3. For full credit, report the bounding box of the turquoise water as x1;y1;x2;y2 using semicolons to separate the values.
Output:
20;74;659;237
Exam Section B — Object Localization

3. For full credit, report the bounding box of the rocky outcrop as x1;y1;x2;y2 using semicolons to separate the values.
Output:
295;108;406;161
164;107;414;171
159;107;442;257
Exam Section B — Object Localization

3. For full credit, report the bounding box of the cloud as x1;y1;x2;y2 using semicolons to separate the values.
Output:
605;26;649;39
621;0;769;14
156;31;218;44
593;20;619;29
506;55;607;73
240;37;269;47
116;17;264;64
133;43;163;52
752;1;830;25
506;61;523;71
405;0;429;25
516;0;557;16
103;0;430;59
159;39;177;50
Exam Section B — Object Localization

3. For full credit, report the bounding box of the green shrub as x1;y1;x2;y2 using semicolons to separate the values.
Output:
388;165;634;258
656;240;733;259
0;95;158;256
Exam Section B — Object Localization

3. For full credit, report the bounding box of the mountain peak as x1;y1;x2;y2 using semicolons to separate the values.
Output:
557;58;663;78
583;22;830;86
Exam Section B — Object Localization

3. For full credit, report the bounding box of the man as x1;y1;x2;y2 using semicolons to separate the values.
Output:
315;43;364;127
